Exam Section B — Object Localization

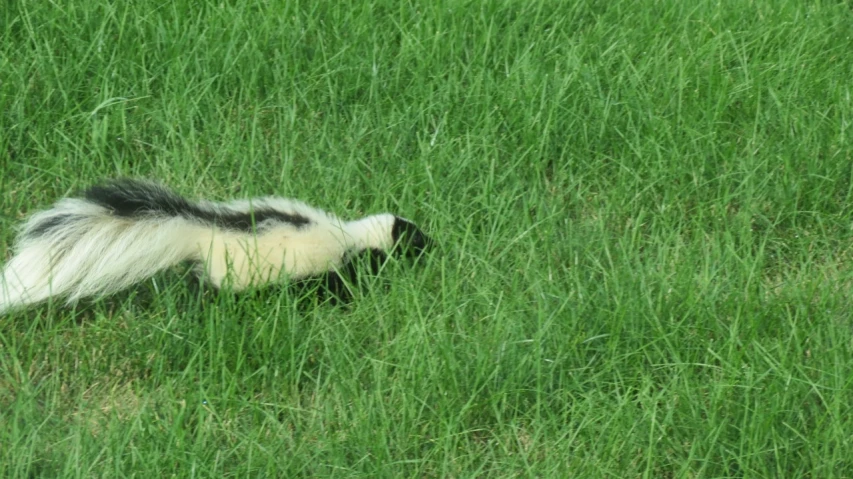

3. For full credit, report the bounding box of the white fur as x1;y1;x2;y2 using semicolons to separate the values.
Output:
0;195;398;314
197;212;395;289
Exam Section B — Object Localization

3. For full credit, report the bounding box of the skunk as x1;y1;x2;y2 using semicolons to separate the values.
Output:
0;178;432;313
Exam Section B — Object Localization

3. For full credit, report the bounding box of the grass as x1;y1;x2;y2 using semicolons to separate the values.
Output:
2;0;853;476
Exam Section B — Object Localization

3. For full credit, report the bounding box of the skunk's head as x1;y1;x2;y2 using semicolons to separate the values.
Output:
390;216;433;257
310;213;432;304
347;213;433;258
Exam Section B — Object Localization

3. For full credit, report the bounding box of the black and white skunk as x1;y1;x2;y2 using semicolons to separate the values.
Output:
0;179;432;313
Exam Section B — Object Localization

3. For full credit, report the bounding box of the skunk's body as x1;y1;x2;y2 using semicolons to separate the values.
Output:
0;179;431;313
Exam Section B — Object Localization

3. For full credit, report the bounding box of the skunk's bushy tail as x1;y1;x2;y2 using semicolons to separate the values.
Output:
0;182;200;313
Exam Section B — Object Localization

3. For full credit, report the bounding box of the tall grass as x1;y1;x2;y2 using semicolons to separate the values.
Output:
2;0;853;476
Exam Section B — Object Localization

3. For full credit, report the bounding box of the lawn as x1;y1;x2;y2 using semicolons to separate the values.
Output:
2;0;853;477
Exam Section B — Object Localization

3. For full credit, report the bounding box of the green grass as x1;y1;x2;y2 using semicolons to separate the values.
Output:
2;0;853;476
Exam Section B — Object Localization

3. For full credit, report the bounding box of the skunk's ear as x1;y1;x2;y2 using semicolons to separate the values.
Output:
391;217;433;257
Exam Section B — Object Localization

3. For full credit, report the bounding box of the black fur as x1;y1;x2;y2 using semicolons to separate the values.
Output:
23;214;81;240
392;217;432;257
84;179;311;233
